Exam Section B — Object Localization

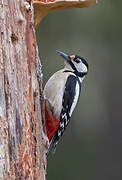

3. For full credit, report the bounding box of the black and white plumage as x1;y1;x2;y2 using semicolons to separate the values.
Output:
58;75;81;135
44;50;88;154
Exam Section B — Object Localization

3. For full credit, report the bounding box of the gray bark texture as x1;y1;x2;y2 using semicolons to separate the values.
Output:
0;0;47;179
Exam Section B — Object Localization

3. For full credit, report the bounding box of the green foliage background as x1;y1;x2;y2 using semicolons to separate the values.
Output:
36;1;122;179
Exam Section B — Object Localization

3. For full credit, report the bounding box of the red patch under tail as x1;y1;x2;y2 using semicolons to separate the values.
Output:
45;103;59;142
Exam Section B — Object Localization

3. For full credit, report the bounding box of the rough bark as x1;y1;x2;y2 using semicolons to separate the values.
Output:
0;0;47;179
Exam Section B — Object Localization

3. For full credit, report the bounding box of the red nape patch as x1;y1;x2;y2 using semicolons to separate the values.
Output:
45;104;59;141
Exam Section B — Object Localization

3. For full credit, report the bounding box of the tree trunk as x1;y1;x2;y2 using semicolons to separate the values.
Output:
0;0;47;179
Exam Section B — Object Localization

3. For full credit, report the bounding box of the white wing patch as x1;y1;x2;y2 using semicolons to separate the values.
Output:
69;81;80;117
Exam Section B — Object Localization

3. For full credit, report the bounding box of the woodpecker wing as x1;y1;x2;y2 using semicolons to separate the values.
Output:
58;74;81;136
49;74;81;153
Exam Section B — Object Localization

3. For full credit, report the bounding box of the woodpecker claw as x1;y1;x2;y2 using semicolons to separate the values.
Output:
41;96;47;101
42;131;50;149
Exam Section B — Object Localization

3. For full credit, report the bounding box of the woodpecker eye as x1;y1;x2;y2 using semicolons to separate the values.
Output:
74;58;81;63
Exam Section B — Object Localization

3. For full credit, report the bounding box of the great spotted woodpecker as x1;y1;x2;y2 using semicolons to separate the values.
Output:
44;50;88;153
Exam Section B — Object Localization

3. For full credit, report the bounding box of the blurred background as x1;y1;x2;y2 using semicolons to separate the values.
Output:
36;0;122;179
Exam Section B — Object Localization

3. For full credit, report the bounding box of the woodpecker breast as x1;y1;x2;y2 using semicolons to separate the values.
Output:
44;69;75;119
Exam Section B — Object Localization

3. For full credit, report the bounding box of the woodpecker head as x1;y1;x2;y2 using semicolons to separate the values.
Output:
56;50;88;77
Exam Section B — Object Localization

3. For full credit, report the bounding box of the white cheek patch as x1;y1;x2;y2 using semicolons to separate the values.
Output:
73;61;87;73
81;63;87;73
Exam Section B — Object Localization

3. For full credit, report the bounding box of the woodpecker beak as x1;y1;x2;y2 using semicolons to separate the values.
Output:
56;50;71;63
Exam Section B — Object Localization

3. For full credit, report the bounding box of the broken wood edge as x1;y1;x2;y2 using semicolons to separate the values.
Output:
33;0;98;27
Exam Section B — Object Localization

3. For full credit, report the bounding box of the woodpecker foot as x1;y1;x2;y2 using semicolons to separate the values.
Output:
42;131;50;149
41;96;48;101
24;2;31;11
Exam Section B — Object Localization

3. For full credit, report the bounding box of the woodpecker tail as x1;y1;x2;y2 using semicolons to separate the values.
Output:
47;109;70;156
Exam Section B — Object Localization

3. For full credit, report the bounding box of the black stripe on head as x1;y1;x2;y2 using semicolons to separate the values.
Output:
75;55;89;69
68;59;78;72
63;70;86;78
